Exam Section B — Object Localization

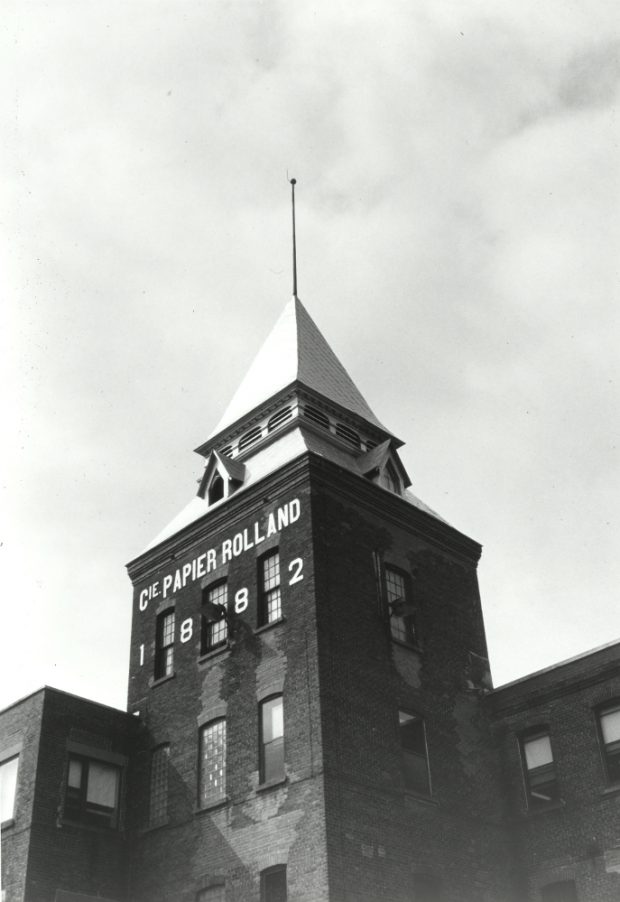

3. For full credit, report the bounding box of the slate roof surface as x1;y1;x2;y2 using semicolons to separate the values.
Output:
208;296;390;439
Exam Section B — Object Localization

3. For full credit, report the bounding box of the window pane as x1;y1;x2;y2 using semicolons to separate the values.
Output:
1;756;19;822
261;697;284;783
204;583;228;649
200;720;227;808
524;735;553;770
86;761;119;808
149;745;169;826
263;737;285;783
263;697;283;742
67;758;82;789
601;707;620;744
260;553;282;624
399;711;430;795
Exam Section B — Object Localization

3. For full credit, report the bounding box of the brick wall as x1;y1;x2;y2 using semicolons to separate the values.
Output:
126;462;329;901
1;690;45;902
492;646;620;902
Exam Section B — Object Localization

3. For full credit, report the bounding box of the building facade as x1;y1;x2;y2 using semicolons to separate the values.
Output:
2;297;619;902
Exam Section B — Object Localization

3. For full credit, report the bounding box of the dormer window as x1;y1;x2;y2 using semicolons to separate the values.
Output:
208;474;225;505
198;451;246;508
380;462;400;495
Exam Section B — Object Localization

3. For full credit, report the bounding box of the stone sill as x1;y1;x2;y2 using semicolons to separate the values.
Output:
198;645;231;665
256;776;287;793
254;617;287;636
150;672;175;689
195;798;229;815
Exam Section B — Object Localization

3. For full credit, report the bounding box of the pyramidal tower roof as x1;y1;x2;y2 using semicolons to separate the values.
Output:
207;296;390;441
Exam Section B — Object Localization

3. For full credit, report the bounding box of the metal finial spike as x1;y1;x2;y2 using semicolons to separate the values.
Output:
290;177;298;298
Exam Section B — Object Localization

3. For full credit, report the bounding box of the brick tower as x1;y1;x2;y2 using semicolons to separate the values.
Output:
124;296;514;902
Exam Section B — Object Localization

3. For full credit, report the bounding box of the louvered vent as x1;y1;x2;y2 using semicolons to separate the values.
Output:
267;407;293;432
220;445;234;458
302;405;330;430
336;423;361;449
238;426;263;452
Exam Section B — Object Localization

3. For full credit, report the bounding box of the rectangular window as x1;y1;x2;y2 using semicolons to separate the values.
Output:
385;566;416;645
201;582;228;653
540;880;578;902
399;711;430;796
149;744;170;826
199;719;226;808
1;755;19;823
258;551;282;626
64;755;121;828
521;732;559;807
260;696;284;784
412;874;443;902
260;865;287;902
197;887;225;902
598;703;620;783
154;609;175;679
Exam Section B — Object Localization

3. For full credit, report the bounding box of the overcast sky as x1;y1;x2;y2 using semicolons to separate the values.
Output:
2;1;618;712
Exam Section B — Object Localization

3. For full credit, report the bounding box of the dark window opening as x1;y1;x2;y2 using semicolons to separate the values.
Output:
260;865;287;902
260;696;284;783
201;582;228;653
154;609;175;679
258;550;282;626
64;755;120;829
199;719;226;808
540;880;578;902
385;566;416;645
599;702;620;783
208;473;225;505
400;710;430;795
521;731;559;807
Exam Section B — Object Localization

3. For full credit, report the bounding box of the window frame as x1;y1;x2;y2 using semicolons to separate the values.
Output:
201;580;229;654
0;752;20;825
63;753;122;830
519;728;559;809
259;695;285;785
198;718;227;809
258;549;283;627
597;700;620;785
399;709;431;797
384;565;417;647
260;864;287;902
154;608;176;680
148;743;170;827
